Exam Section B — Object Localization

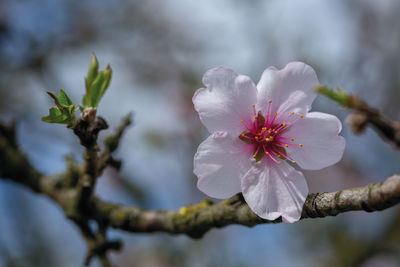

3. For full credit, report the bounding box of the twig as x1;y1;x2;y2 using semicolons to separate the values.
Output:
98;112;133;174
316;86;400;148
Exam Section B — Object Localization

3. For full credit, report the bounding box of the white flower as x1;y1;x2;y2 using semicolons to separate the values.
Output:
192;62;345;223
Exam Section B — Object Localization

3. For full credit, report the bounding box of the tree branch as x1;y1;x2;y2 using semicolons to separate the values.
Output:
316;86;400;148
89;174;400;238
98;112;133;174
1;128;400;239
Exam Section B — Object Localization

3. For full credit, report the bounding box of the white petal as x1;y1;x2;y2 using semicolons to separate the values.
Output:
285;112;345;170
193;67;258;136
256;62;319;122
194;131;253;199
241;160;308;223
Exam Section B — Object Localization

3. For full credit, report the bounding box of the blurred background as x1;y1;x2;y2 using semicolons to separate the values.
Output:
1;0;400;266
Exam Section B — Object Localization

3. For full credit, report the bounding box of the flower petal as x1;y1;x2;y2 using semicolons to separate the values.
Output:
256;62;319;122
285;112;345;170
193;67;258;136
241;160;308;223
194;131;253;199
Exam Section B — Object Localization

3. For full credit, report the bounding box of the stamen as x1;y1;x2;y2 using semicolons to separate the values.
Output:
285;144;289;147
299;144;303;147
240;120;243;123
290;138;295;141
279;111;296;128
269;111;278;126
267;152;280;164
291;112;295;115
253;145;260;158
272;147;296;163
276;117;301;133
300;114;304;118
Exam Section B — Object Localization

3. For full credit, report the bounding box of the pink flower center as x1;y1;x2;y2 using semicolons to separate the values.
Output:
239;101;303;164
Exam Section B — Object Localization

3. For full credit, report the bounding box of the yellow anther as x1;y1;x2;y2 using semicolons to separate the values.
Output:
274;112;278;116
292;160;296;164
262;127;267;131
240;120;243;123
282;123;286;127
254;115;257;119
268;100;272;103
277;155;281;158
252;104;255;108
274;131;278;134
291;112;295;115
265;138;270;142
268;129;272;133
240;134;244;137
290;138;295;141
266;152;269;155
299;144;303;147
300;114;304;118
252;155;256;158
266;113;269;117
277;161;281;164
285;144;288;147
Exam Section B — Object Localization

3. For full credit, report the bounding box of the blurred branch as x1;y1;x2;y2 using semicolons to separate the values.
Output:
73;109;108;217
98;112;133;174
316;86;400;148
1;121;400;242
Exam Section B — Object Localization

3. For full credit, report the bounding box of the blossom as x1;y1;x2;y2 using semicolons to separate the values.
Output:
192;62;345;223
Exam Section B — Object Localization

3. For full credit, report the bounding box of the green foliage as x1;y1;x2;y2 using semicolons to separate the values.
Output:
41;89;77;127
82;54;112;108
315;86;350;106
41;55;113;127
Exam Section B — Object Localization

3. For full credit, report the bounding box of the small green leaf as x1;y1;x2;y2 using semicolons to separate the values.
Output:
41;108;69;123
42;89;77;127
86;54;99;89
82;56;113;108
58;89;73;106
46;91;63;109
89;72;107;107
49;107;62;117
98;64;112;99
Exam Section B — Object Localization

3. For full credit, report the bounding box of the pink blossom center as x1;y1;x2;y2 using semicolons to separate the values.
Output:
239;101;303;164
